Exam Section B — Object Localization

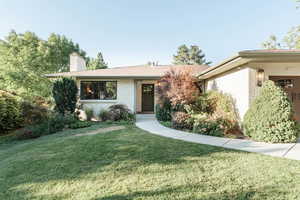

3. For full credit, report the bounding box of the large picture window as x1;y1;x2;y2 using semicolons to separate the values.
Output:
80;81;117;100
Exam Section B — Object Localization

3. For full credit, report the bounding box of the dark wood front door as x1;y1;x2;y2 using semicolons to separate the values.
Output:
270;76;300;121
142;84;154;112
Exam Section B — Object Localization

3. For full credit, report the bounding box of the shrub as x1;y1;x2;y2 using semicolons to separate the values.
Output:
84;107;94;121
52;77;78;115
16;113;77;140
0;90;22;134
171;112;193;130
243;80;298;143
107;104;135;121
204;91;239;134
192;114;224;137
69;121;92;129
16;123;47;140
155;100;172;121
98;109;110;121
156;67;201;109
20;101;49;125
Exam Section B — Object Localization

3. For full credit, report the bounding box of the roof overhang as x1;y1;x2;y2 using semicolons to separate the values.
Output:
45;74;162;79
198;50;300;80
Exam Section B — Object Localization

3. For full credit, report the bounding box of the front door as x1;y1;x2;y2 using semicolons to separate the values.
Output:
142;84;154;112
270;76;300;121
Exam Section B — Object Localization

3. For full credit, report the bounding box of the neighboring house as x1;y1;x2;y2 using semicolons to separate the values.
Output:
46;53;208;115
198;50;300;121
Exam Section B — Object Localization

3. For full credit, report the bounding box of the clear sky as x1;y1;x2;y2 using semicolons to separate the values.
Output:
0;0;299;67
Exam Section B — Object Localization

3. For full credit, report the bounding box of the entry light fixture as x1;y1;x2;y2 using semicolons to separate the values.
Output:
257;69;265;87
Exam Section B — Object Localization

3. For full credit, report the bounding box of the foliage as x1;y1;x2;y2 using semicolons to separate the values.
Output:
47;33;87;72
155;100;172;121
52;77;78;115
171;112;193;130
173;44;211;65
243;80;298;143
192;114;224;137
184;91;240;136
205;91;240;134
16;113;78;140
98;109;110;121
20;101;49;125
0;31;86;98
262;26;300;49
16;124;47;140
86;52;107;70
0;90;22;133
84;107;94;121
107;104;135;121
157;67;201;109
69;121;92;129
159;120;172;128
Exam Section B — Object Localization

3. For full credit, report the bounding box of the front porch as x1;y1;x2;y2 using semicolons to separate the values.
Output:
135;80;157;114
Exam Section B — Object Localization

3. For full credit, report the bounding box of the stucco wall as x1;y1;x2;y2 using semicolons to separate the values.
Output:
248;62;300;104
77;79;135;117
206;67;250;120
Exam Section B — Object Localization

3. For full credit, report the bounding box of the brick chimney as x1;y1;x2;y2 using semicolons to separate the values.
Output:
70;52;86;72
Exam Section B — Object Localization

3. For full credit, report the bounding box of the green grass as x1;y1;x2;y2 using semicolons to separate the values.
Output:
0;122;300;200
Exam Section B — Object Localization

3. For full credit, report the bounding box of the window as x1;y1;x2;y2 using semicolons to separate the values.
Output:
80;81;117;100
274;79;294;89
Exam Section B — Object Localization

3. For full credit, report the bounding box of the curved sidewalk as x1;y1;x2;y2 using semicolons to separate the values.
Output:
136;114;300;161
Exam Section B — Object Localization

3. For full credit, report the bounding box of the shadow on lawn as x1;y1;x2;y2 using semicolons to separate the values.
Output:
95;185;288;200
0;125;249;199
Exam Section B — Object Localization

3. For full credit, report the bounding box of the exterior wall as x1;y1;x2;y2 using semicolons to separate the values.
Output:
206;67;250;120
135;80;157;113
77;78;135;117
205;62;300;121
249;62;300;101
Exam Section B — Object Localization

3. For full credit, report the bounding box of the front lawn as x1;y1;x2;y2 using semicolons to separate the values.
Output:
0;122;299;200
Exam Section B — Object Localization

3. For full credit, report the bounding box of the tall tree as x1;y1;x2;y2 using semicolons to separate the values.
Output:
87;52;107;70
262;26;300;49
0;31;86;98
47;33;87;72
173;44;211;65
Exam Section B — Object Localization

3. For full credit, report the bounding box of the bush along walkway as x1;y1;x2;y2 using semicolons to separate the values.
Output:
136;114;300;161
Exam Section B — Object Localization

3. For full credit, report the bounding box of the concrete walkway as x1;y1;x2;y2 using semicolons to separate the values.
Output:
136;114;300;161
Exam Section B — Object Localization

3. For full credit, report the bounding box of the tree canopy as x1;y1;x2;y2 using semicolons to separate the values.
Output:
262;26;300;49
87;52;107;70
173;45;211;65
0;31;87;99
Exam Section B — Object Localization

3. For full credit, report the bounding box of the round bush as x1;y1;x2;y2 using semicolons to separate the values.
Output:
0;90;22;133
243;80;298;143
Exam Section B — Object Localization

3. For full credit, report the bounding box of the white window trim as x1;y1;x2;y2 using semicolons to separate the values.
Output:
79;79;118;101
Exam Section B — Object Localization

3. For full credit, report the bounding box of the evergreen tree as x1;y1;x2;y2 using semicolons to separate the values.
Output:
173;44;211;65
87;52;108;70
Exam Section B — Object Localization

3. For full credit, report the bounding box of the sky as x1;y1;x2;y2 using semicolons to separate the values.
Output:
0;0;299;67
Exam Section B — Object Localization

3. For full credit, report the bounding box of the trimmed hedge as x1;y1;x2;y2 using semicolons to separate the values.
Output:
243;80;298;143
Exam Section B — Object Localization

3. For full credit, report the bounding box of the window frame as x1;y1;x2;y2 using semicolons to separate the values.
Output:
79;80;118;101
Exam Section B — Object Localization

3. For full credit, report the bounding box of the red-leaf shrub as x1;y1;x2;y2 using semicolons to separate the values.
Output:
156;67;201;109
171;112;193;130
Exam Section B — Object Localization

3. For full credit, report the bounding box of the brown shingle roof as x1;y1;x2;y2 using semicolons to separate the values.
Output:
45;65;209;78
